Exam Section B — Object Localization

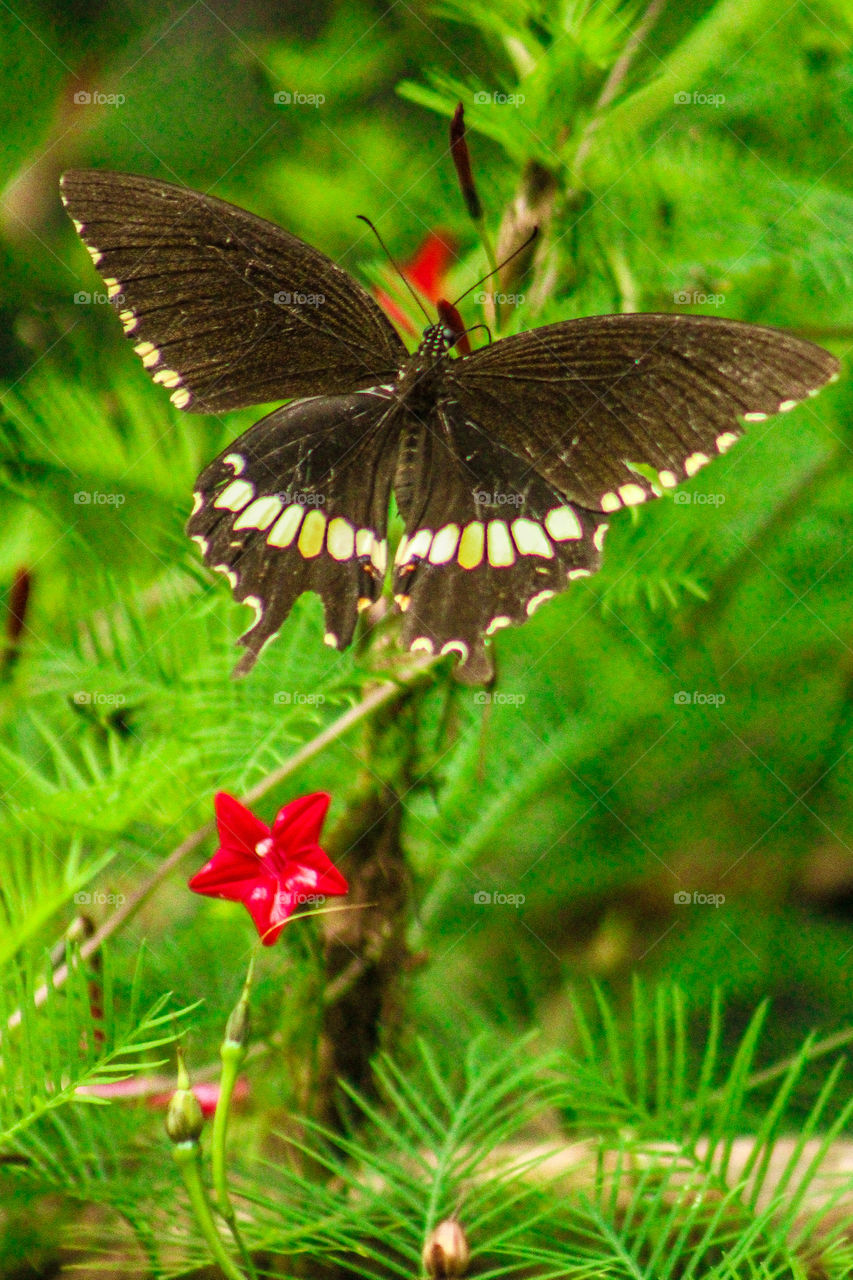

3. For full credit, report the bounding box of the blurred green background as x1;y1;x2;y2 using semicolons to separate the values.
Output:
1;0;851;1192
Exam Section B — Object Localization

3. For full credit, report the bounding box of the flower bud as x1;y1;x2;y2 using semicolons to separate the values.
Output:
450;103;482;222
224;958;254;1048
165;1087;204;1144
422;1219;470;1278
165;1049;204;1144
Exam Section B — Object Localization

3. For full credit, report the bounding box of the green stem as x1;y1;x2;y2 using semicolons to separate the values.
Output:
472;216;501;330
708;1023;853;1103
475;217;499;282
212;955;257;1279
569;0;667;184
584;0;784;164
172;1141;247;1280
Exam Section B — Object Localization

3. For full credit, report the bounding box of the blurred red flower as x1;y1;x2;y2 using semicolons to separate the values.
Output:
189;792;347;945
77;1075;250;1115
376;230;456;334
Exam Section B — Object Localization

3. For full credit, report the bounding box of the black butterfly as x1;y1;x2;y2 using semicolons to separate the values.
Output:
60;170;840;683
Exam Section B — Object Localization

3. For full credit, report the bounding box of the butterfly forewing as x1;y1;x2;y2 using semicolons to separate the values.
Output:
448;314;840;512
188;389;400;672
60;170;406;413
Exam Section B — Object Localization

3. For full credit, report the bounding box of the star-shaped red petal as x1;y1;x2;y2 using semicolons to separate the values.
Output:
189;792;347;945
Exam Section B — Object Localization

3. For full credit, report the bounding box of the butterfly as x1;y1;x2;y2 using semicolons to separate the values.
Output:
60;170;840;683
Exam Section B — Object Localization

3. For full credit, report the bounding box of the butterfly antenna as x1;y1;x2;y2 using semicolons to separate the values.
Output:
462;322;492;346
357;214;432;324
451;227;539;308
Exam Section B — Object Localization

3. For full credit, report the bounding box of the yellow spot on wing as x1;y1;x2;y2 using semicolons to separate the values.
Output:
233;496;283;531
372;538;387;575
356;529;375;560
458;522;484;569
684;452;709;477
487;520;515;567
298;509;326;558
618;483;646;507
428;524;460;564
544;506;582;541
407;529;433;561
134;340;157;364
268;503;304;548
486;615;512;635
441;640;468;658
327;517;355;561
214;479;254;512
511;518;553;558
526;590;554;616
394;534;410;566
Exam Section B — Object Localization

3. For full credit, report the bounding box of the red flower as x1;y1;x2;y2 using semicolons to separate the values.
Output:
189;792;347;945
376;230;456;334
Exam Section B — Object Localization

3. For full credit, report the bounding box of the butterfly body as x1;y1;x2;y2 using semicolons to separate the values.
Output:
60;170;840;682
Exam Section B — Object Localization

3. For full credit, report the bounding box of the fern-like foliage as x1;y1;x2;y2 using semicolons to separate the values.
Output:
1;946;193;1154
69;986;852;1278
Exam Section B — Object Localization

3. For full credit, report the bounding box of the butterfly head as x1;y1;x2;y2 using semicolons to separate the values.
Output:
415;299;469;362
420;322;457;357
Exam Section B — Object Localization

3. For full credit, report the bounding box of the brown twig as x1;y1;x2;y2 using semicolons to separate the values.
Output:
570;0;669;184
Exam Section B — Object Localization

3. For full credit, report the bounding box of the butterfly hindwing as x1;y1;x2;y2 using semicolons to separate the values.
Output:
391;399;608;681
60;170;407;413
188;389;400;672
448;314;840;512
